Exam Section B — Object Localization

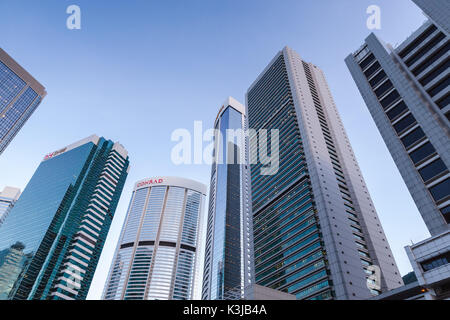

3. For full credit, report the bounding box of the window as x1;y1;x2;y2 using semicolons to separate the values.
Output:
441;205;450;224
370;70;387;88
429;178;450;202
413;43;450;76
394;113;417;134
419;59;450;86
364;61;381;78
421;251;450;272
380;90;400;109
375;80;393;98
409;142;436;165
405;32;446;67
436;93;450;110
359;53;375;70
398;24;437;58
401;127;426;149
418;159;448;182
427;75;450;98
386;101;408;121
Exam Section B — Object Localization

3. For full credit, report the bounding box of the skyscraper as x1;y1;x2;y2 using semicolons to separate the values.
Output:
0;48;46;155
246;46;403;300
0;187;21;226
345;19;449;237
346;1;449;300
103;177;206;300
0;135;129;300
202;97;255;300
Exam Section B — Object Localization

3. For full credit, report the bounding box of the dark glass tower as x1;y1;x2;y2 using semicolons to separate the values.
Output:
0;135;129;300
202;97;254;300
0;48;46;155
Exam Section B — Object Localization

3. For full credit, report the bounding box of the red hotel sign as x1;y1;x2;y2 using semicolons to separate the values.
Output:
44;148;67;161
137;179;164;188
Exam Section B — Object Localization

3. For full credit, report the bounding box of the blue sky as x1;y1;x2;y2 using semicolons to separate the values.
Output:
0;0;431;299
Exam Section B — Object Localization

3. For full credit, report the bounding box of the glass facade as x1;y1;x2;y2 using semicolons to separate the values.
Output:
202;98;254;300
247;54;331;300
0;49;46;155
103;177;206;300
0;135;129;300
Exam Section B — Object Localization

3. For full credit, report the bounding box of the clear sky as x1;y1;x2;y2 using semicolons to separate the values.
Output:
0;0;431;299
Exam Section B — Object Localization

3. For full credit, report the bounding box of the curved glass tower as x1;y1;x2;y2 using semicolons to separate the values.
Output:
103;177;206;300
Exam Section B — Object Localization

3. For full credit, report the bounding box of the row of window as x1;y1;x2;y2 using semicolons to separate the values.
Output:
359;50;450;222
306;61;375;276
421;251;450;272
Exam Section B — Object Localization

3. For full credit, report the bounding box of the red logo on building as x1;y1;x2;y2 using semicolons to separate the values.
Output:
137;179;164;188
43;148;67;161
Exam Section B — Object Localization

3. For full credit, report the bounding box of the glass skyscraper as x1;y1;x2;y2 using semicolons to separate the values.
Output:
103;177;206;300
0;48;46;155
0;135;129;300
246;46;403;300
202;97;255;300
0;187;21;227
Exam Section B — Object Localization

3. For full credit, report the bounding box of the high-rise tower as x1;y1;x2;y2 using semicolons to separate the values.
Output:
346;0;449;299
0;48;46;155
345;17;449;237
246;46;403;300
201;97;255;300
103;177;206;300
0;135;129;300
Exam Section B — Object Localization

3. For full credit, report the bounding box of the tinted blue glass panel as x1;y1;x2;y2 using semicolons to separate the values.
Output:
0;61;26;113
0;143;94;299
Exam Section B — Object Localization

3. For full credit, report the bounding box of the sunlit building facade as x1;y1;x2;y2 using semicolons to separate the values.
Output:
0;48;46;155
103;177;206;300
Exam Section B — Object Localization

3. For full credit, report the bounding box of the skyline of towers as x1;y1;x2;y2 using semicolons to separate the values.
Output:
0;135;129;300
0;1;447;301
202;97;255;300
103;177;206;300
246;46;403;300
0;48;46;156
